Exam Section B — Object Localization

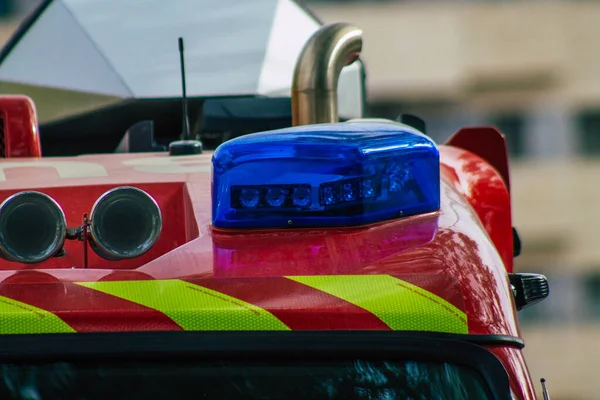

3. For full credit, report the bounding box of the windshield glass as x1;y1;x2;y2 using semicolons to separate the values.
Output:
0;358;493;400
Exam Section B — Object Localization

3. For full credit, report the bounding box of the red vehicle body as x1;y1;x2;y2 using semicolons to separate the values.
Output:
0;23;547;400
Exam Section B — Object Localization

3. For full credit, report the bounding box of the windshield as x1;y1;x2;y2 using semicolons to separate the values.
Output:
0;358;493;400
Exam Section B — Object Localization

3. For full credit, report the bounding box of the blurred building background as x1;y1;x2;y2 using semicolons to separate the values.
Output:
0;0;597;398
303;1;599;397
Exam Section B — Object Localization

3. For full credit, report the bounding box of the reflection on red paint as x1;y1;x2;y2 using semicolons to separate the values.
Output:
212;212;439;277
99;271;156;282
490;347;537;400
440;146;513;272
1;271;62;285
0;271;68;311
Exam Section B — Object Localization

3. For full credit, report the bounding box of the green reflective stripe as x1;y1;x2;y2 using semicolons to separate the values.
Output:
287;275;468;334
76;280;290;331
0;295;75;334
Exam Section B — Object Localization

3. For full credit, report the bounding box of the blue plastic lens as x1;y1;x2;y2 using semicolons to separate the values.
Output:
292;187;311;207
266;187;286;207
212;120;440;229
239;188;260;208
389;167;409;192
342;182;357;202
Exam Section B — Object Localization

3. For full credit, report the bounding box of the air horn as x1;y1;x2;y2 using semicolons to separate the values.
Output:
85;186;162;260
0;191;67;263
0;187;162;265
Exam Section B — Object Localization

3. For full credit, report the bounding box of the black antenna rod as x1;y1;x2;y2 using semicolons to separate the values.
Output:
178;37;191;140
541;378;550;400
168;37;202;156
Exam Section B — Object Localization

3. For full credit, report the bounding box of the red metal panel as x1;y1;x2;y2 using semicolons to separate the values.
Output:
439;144;514;273
490;347;537;400
446;126;511;192
0;95;42;158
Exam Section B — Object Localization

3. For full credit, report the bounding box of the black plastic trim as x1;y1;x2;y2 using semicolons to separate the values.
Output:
513;227;522;257
0;331;512;399
0;331;525;361
509;272;549;311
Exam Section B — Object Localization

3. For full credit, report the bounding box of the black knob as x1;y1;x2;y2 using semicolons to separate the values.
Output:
169;140;203;156
509;273;549;311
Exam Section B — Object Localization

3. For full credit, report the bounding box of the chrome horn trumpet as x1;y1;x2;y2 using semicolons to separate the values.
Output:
87;186;162;260
292;22;363;126
0;191;67;263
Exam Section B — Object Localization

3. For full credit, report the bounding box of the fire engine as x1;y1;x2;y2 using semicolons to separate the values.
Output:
0;2;549;399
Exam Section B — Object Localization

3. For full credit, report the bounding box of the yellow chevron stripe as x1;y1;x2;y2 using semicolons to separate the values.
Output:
0;295;75;334
76;280;290;331
287;275;468;334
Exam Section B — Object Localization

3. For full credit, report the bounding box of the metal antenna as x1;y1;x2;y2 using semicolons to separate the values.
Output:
179;37;191;140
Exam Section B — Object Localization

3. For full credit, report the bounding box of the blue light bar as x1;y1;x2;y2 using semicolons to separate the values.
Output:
212;120;440;229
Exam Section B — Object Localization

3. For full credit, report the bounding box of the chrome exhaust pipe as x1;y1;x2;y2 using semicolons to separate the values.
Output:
292;23;363;126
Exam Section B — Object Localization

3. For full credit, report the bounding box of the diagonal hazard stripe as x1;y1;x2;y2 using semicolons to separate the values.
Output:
191;277;390;330
287;275;468;334
76;280;290;331
0;282;183;332
0;295;75;334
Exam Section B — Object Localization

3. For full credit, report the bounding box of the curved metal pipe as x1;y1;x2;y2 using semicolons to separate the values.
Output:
292;22;363;126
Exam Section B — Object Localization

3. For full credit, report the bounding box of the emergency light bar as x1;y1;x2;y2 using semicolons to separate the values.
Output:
211;120;440;229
